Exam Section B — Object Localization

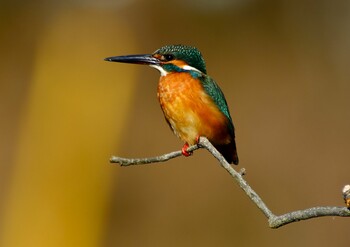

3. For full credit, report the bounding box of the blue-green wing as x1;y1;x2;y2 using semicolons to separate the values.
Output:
200;75;235;135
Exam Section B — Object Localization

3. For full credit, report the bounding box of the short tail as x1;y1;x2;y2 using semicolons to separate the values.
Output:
215;140;239;165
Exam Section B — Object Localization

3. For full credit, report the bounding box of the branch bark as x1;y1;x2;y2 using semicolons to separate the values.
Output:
110;137;350;228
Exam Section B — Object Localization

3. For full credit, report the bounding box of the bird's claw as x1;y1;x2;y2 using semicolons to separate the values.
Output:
181;143;192;157
195;135;200;144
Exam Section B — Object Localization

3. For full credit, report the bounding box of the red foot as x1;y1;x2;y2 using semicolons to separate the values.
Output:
195;135;200;144
181;143;192;157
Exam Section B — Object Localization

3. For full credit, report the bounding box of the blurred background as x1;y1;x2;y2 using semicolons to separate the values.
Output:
0;0;349;246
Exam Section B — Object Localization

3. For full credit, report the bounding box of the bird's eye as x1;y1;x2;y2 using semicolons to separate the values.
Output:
161;54;174;61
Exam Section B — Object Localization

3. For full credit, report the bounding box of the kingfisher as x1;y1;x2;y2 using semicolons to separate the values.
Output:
105;45;239;165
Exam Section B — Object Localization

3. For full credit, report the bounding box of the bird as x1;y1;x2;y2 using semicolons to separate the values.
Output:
105;44;238;165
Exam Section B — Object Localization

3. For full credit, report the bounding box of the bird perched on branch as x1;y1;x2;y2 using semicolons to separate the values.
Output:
105;44;239;165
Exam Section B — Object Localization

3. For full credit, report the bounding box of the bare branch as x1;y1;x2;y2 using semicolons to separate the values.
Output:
269;206;350;228
110;145;199;166
109;137;350;228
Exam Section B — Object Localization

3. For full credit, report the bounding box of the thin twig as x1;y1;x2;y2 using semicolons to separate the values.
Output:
110;137;350;228
110;144;199;166
268;206;350;228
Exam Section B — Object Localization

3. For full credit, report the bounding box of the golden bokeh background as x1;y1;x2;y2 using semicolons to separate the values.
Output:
0;1;349;246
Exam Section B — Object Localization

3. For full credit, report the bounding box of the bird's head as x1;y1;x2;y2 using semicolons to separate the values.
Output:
105;44;207;76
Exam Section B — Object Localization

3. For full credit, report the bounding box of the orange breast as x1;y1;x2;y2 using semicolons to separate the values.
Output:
157;72;231;145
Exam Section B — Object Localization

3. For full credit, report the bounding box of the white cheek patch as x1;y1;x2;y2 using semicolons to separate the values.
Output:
150;64;168;76
150;64;202;76
181;65;202;73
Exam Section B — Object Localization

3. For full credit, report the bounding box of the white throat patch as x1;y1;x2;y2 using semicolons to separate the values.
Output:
150;64;168;76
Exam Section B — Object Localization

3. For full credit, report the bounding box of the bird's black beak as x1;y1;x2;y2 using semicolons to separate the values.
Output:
104;54;160;65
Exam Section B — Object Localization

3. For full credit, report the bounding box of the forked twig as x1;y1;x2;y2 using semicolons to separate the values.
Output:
110;137;350;228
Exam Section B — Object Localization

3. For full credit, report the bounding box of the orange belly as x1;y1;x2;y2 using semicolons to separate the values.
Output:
157;72;231;145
